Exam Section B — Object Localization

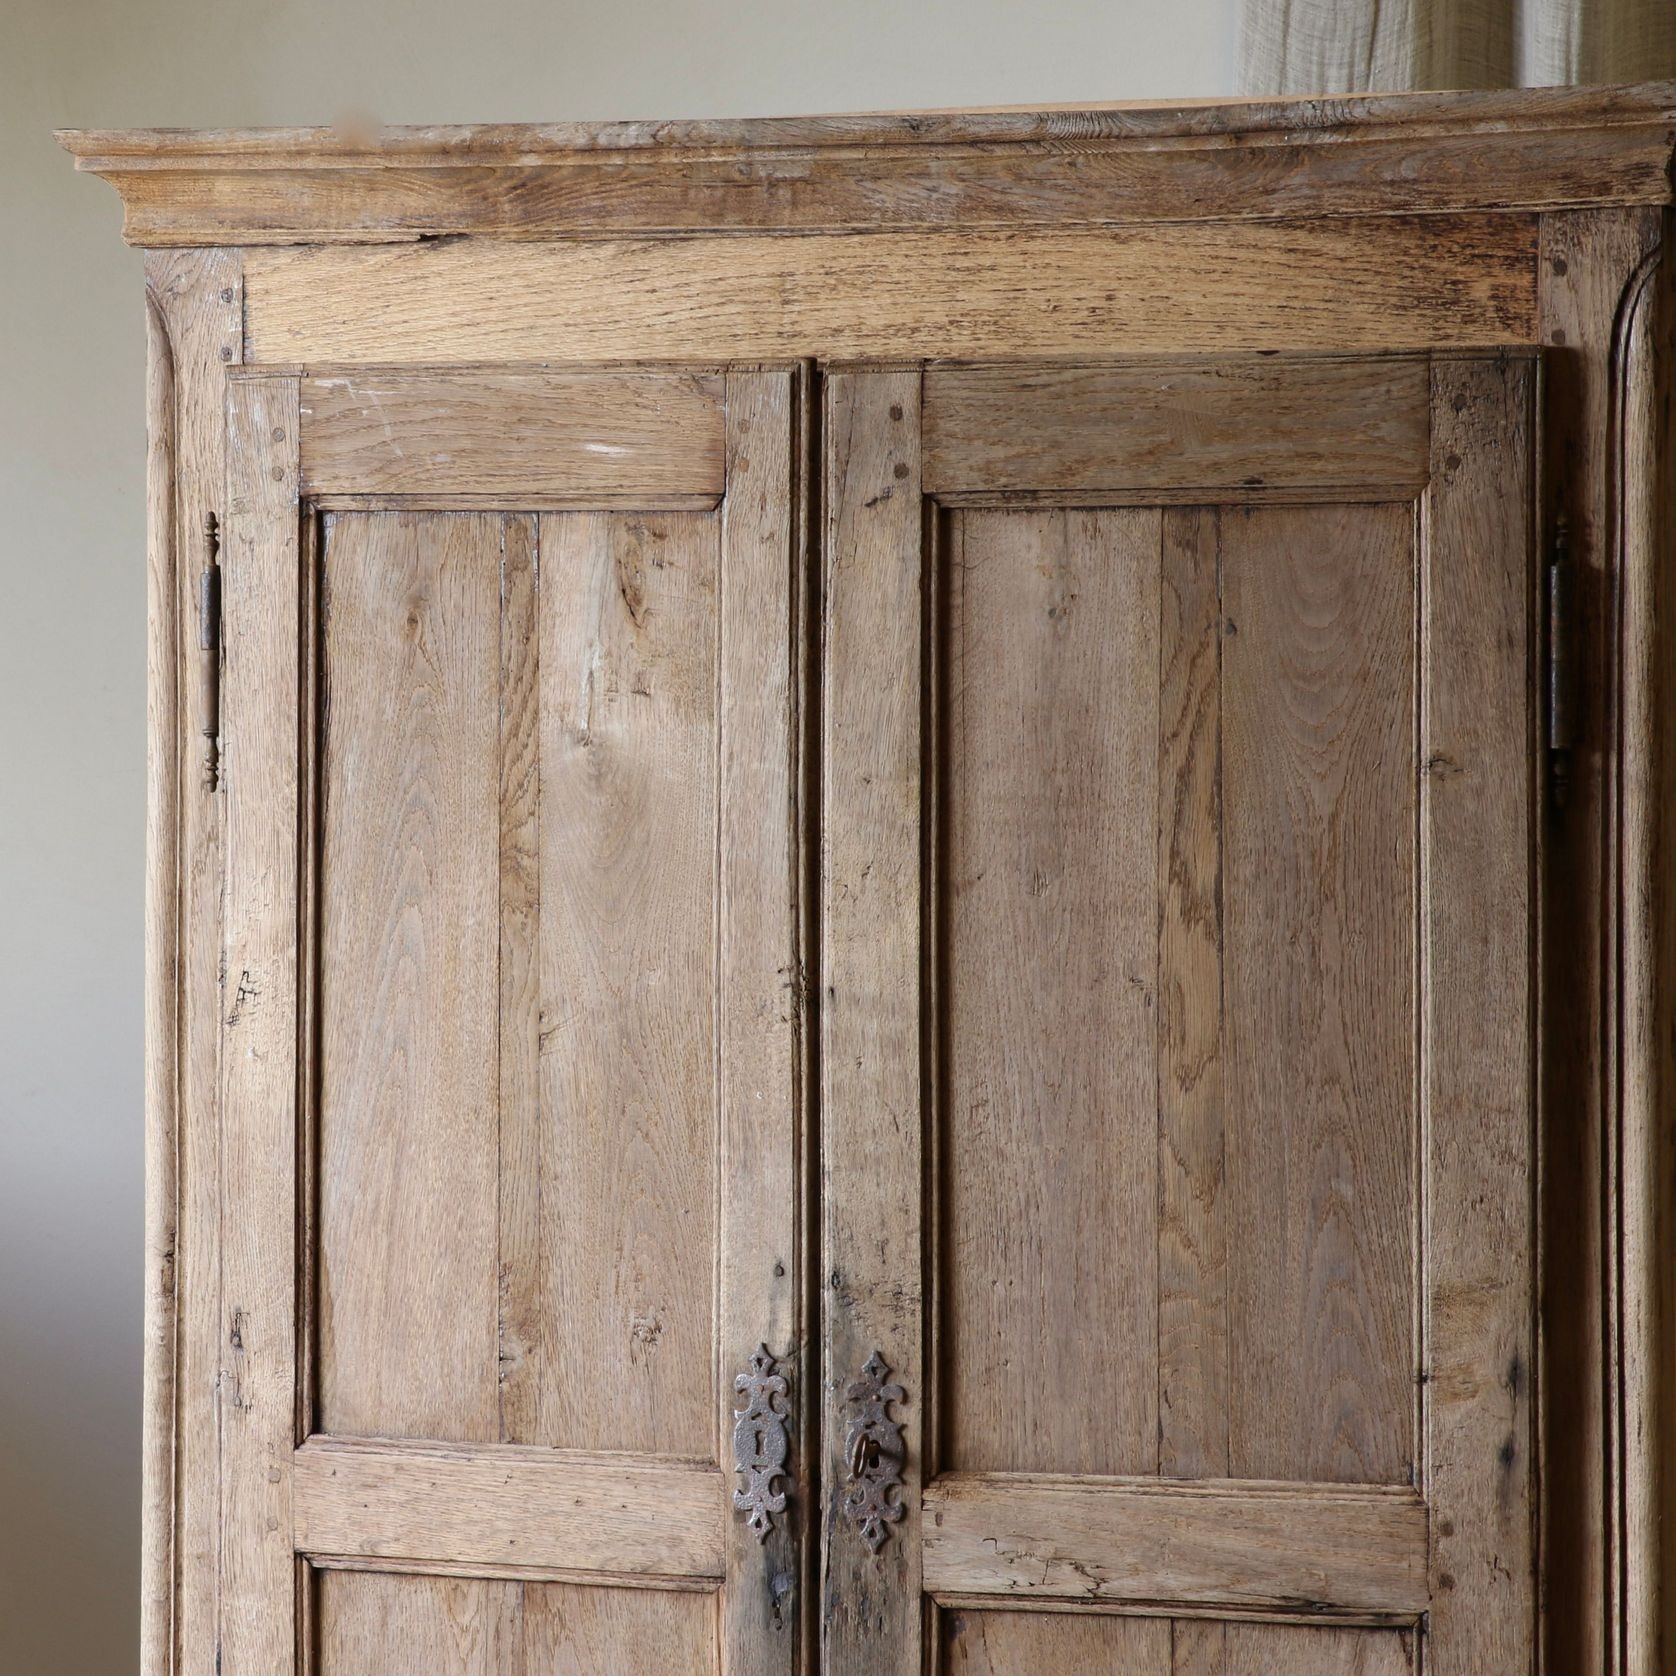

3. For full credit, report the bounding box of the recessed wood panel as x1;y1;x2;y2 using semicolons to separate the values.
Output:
520;1579;716;1675
1222;1622;1417;1674
316;508;721;1456
531;508;719;1456
317;511;504;1443
941;1607;1171;1674
318;1573;517;1675
1221;503;1417;1487
316;1572;716;1676
940;507;1161;1477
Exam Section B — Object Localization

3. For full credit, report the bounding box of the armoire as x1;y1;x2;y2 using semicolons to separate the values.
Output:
63;81;1676;1676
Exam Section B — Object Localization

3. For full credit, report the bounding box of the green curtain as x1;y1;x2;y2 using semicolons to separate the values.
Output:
1237;0;1676;93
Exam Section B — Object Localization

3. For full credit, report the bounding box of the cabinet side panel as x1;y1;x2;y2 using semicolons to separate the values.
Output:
142;277;179;1676
1537;204;1663;1676
1616;220;1676;1676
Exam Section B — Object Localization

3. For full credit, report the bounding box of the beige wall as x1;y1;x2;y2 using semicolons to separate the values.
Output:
0;1;1233;1666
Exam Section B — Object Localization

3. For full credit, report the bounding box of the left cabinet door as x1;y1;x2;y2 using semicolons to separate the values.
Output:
216;365;810;1676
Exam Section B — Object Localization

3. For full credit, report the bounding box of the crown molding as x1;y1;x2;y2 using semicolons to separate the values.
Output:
60;82;1676;246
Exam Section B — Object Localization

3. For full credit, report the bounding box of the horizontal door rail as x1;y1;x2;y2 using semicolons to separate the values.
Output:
294;1434;725;1586
294;368;726;498
922;355;1433;495
923;1473;1428;1619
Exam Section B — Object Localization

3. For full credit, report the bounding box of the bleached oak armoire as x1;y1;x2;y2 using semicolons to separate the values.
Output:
62;81;1676;1676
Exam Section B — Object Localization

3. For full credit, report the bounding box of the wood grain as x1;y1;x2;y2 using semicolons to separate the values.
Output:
922;1475;1428;1616
1535;206;1664;1676
1157;508;1228;1485
59;85;1676;244
218;370;302;1676
242;218;1537;365
534;508;718;1457
1221;1622;1416;1673
143;246;242;1676
1422;354;1537;1671
496;515;542;1447
520;1581;716;1675
820;370;925;1676
316;511;502;1443
317;1573;717;1676
318;1572;520;1676
298;370;724;499
293;1436;723;1580
923;358;1429;495
61;81;1676;155
1221;502;1417;1487
1614;241;1676;1676
940;507;1161;1476
716;368;808;1670
1172;1617;1225;1675
942;1607;1171;1674
140;276;178;1676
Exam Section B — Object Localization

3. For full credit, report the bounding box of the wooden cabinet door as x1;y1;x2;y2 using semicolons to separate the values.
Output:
820;354;1539;1674
216;365;810;1675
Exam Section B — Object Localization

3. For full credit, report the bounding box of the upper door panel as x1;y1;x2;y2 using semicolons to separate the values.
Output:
217;364;810;1676
820;352;1538;1676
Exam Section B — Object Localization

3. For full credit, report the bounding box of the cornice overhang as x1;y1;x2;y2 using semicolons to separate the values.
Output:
59;82;1676;246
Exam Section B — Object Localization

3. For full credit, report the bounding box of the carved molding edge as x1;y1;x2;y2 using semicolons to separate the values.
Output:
732;1345;790;1540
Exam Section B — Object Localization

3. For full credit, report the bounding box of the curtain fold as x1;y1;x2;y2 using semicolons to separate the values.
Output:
1237;0;1676;94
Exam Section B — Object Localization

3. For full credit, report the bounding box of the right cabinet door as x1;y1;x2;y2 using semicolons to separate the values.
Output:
819;352;1539;1675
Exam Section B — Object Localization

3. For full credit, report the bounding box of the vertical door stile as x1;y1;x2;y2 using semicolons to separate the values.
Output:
718;366;807;1673
1421;354;1539;1669
820;369;926;1676
218;368;303;1676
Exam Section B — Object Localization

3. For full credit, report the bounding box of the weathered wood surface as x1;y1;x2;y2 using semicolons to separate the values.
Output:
924;357;1430;494
1607;235;1676;1676
533;507;721;1459
298;370;724;499
923;1476;1428;1616
1221;500;1417;1488
820;369;925;1676
940;505;1161;1478
316;509;504;1444
1421;354;1538;1670
140;274;178;1676
58;83;1676;244
716;367;810;1672
317;1573;715;1676
1536;205;1664;1676
242;219;1538;364
142;247;242;1676
218;370;303;1676
293;1437;724;1581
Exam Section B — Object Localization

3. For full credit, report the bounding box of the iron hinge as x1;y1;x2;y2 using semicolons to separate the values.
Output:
197;512;222;791
1547;512;1579;812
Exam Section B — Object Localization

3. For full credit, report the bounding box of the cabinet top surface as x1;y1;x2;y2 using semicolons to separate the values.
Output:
58;81;1676;246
